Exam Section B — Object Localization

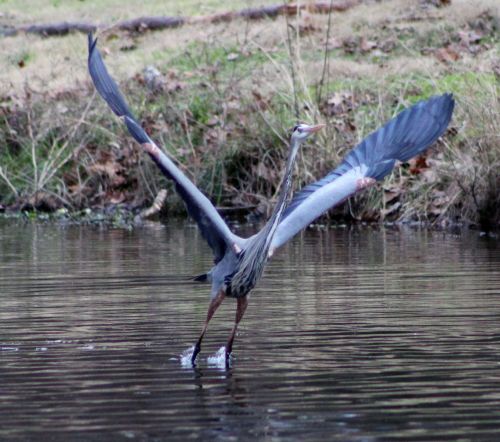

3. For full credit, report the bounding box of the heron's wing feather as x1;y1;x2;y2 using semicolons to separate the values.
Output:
270;93;454;250
88;34;237;263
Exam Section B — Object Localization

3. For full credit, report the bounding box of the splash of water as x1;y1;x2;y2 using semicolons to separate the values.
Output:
207;346;229;369
180;345;195;368
179;345;231;369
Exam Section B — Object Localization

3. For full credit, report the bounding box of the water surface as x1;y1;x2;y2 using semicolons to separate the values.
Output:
1;220;500;440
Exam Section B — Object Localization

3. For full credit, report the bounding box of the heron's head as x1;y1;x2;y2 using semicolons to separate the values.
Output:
290;123;325;144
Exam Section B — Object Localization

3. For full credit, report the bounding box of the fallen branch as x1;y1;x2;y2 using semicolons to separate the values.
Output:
20;22;96;36
9;1;360;37
117;16;184;33
138;189;168;220
204;0;360;22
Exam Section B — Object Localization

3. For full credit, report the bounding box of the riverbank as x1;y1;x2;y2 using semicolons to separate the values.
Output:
0;0;499;230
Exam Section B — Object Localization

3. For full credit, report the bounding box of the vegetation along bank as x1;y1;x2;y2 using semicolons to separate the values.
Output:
0;0;498;230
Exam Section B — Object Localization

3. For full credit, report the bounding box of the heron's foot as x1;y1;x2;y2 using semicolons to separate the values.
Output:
191;343;201;365
225;346;232;367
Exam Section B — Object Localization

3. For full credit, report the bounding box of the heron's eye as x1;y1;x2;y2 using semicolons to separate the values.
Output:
292;125;299;132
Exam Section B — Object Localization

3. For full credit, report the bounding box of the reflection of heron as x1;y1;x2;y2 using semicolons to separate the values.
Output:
88;34;454;366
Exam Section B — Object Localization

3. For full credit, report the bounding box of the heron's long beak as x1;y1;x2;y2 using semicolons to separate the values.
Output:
304;124;325;134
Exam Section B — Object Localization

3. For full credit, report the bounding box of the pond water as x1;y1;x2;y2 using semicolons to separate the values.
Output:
1;219;500;441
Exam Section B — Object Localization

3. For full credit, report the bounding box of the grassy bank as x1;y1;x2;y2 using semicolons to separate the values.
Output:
0;0;499;229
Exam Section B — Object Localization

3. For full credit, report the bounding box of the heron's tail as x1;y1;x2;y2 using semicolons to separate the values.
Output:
192;273;208;282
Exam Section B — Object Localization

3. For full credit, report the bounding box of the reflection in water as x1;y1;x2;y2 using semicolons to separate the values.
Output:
1;219;500;440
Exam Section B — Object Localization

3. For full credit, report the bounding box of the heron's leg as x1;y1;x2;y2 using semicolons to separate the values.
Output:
225;296;249;363
191;290;225;365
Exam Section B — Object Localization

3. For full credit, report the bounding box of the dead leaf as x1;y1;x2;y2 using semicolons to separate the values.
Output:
420;169;439;184
108;192;126;204
90;161;125;187
380;38;396;53
408;155;429;174
206;117;218;127
325;37;343;51
68;183;86;195
435;45;461;63
342;37;357;54
328;92;346;107
429;192;449;215
252;90;270;111
119;44;137;52
332;118;356;133
421;0;451;8
299;23;319;35
457;30;485;54
166;81;185;93
325;91;355;116
360;37;377;53
460;30;483;45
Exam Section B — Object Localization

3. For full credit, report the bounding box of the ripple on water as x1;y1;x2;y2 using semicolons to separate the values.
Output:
1;223;499;440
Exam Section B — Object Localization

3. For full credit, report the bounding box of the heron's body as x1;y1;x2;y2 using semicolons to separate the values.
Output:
87;33;455;366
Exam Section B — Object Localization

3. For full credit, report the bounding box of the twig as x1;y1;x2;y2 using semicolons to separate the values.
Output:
0;166;19;198
316;0;334;107
285;3;300;120
38;93;96;190
26;102;38;196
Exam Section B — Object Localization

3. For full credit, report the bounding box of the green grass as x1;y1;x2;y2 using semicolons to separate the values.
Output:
406;72;498;102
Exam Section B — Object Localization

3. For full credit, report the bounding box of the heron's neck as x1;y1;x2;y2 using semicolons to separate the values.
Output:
231;138;300;290
261;137;301;245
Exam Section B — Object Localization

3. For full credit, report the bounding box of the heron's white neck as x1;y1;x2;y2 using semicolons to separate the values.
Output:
229;137;301;295
261;136;301;247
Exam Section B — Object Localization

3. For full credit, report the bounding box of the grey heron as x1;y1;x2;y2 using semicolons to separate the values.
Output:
87;34;454;366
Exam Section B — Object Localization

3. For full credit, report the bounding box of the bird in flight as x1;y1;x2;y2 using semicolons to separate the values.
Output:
87;34;454;366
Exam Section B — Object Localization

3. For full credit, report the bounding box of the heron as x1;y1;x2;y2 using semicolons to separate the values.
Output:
87;34;454;366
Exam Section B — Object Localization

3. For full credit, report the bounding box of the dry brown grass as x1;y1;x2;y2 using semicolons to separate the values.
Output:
1;0;497;97
0;0;499;228
436;79;500;229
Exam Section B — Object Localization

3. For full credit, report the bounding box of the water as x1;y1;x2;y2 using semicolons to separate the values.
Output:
1;219;500;441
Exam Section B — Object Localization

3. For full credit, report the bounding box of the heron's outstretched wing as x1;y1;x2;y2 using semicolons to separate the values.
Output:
270;93;454;251
88;34;238;263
